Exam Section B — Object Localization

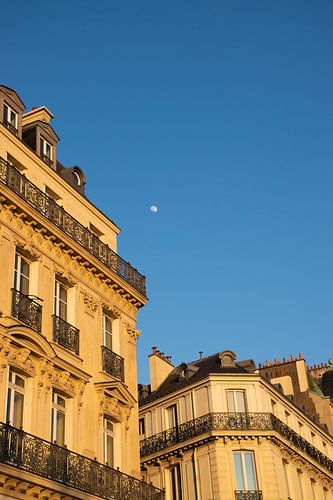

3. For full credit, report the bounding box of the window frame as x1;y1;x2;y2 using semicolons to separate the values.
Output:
233;450;258;491
14;252;30;296
40;136;52;160
166;404;178;430
102;313;113;351
54;279;68;321
139;417;145;437
103;416;114;467
227;390;247;413
51;390;66;446
169;464;182;500
6;370;25;428
3;103;18;130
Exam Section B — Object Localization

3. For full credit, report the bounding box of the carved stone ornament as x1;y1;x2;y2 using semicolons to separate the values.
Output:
127;325;140;340
38;359;76;398
0;334;11;381
83;292;99;316
98;393;130;424
7;346;36;377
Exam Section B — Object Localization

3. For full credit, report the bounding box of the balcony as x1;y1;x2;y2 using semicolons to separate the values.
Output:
102;346;124;382
0;158;146;297
140;412;333;474
11;288;42;333
3;120;18;136
235;491;262;500
0;421;164;500
53;315;79;355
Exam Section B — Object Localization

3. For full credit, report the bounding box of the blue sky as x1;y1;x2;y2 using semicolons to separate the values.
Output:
3;1;332;382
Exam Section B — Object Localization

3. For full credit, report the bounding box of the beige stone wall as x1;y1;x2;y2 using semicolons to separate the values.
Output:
0;105;146;489
140;375;333;499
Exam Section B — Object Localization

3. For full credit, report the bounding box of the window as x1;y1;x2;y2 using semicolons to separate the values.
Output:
271;400;277;415
3;103;18;130
282;459;291;498
54;280;68;320
51;391;66;446
169;464;182;500
72;171;81;186
297;469;304;500
6;370;25;427
227;390;246;413
40;137;52;161
103;314;112;350
14;252;30;295
166;404;178;429
103;417;114;467
233;451;258;491
139;418;145;436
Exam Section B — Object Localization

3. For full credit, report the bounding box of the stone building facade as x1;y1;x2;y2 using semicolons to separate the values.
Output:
0;85;163;499
139;348;333;500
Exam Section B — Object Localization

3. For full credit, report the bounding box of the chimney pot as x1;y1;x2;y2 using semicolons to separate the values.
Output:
291;355;295;361
199;351;203;361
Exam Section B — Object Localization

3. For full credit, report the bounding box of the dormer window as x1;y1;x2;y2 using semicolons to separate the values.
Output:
40;136;52;166
3;103;18;135
72;171;81;186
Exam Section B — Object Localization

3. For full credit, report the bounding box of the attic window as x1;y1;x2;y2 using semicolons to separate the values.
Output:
40;137;52;166
72;171;81;186
3;103;18;135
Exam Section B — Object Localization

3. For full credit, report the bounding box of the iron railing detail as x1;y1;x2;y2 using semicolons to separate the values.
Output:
40;153;53;167
102;346;124;382
0;158;146;296
140;412;333;473
3;120;18;136
0;422;164;499
235;491;262;500
53;315;79;355
11;288;42;333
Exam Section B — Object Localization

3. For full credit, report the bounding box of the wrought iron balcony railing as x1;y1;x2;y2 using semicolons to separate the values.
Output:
0;158;146;297
40;153;53;167
235;491;262;500
3;120;18;136
11;288;42;333
0;422;164;500
53;315;79;355
140;412;333;474
102;346;124;382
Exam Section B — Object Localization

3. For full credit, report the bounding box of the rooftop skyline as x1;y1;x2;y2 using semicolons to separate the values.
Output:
3;0;332;383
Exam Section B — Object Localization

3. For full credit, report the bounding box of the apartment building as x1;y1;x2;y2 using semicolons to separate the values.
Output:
0;84;163;499
139;348;333;500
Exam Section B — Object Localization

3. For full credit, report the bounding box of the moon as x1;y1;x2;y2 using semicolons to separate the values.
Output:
150;205;158;213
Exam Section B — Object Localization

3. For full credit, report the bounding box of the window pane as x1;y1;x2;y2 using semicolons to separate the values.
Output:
10;110;16;126
57;411;65;446
58;396;66;408
233;452;245;490
20;275;29;295
227;391;236;412
235;391;246;412
13;392;24;428
105;435;114;467
105;332;112;350
59;284;67;302
21;259;30;279
45;143;51;158
244;452;257;489
15;375;25;388
4;104;8;121
59;301;67;320
40;138;44;154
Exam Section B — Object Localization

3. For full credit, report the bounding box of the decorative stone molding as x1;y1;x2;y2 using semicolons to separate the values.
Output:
98;393;130;424
127;325;140;341
0;334;11;381
38;359;76;398
5;345;36;377
83;292;98;317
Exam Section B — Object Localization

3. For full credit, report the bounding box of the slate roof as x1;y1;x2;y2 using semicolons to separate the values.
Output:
139;352;256;406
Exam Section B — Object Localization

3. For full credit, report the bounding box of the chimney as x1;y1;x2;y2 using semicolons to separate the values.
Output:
149;347;174;392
